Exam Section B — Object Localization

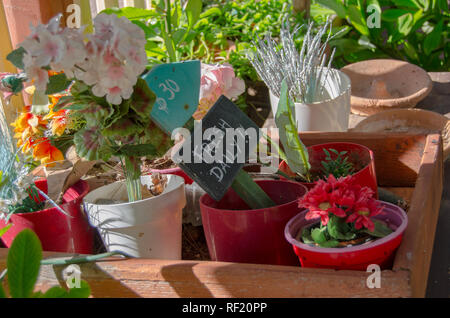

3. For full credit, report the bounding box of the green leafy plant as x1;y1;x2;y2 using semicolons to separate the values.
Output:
300;175;393;248
318;0;449;71
0;229;91;298
275;80;311;181
321;148;355;178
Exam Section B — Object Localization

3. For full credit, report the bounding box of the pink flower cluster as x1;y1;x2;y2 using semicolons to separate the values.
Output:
193;63;245;120
19;13;147;105
299;175;383;232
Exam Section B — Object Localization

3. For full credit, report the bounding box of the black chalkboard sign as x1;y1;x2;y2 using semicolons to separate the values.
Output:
176;96;260;201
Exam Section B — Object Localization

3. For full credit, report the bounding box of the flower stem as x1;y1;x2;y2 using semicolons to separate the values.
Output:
122;156;142;203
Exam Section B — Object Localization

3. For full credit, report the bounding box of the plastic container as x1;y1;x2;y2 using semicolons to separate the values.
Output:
279;142;378;196
284;201;408;270
83;174;186;259
269;68;351;132
0;179;94;254
200;179;308;266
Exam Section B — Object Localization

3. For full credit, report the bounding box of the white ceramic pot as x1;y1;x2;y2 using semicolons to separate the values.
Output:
83;174;186;259
270;68;351;132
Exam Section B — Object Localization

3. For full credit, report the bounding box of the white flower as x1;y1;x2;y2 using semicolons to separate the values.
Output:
23;53;49;92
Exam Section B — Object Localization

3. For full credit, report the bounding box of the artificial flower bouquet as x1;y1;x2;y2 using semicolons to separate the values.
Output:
299;175;393;248
6;13;173;202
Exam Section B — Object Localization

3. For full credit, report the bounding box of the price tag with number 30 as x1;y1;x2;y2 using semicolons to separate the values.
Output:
142;60;201;134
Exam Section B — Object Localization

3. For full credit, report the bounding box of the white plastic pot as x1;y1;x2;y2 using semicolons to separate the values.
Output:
270;68;352;132
83;174;186;259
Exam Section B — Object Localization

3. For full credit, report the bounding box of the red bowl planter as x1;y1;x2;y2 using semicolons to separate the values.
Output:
0;179;95;254
200;179;308;266
279;142;378;196
150;167;193;185
284;201;408;271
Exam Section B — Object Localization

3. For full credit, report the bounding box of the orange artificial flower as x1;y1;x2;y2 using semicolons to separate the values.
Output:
32;138;64;167
11;108;48;153
44;108;69;136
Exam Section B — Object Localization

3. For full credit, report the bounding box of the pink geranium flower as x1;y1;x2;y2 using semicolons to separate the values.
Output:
193;63;245;120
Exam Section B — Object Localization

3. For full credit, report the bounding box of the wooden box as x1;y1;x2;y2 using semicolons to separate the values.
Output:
0;132;443;298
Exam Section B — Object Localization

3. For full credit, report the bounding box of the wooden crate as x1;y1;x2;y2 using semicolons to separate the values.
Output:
0;132;443;298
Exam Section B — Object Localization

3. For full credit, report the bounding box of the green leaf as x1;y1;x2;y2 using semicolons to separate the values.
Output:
0;284;6;298
275;80;311;179
382;9;411;21
185;0;202;30
318;240;340;247
316;0;347;18
424;20;443;55
301;227;315;244
348;5;370;36
129;78;156;122
66;280;90;298
397;13;414;36
100;7;157;20
6;47;26;69
327;215;356;240
74;127;112;161
0;224;11;238
45;73;72;95
199;7;222;19
311;227;328;244
43;286;68;298
391;0;421;8
113;143;158;157
7;229;42;298
363;220;393;238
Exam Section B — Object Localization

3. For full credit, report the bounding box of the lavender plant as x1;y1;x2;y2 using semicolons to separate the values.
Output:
248;18;344;103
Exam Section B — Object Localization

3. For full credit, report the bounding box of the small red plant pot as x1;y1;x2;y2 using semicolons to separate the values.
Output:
150;167;194;185
0;179;95;254
279;142;378;196
284;201;408;271
200;179;308;266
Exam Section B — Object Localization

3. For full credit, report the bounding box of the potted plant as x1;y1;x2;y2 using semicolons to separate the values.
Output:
284;174;408;270
278;142;377;194
5;13;188;259
248;19;351;132
0;90;94;254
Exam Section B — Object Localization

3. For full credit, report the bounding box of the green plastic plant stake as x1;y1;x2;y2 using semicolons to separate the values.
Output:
231;169;276;210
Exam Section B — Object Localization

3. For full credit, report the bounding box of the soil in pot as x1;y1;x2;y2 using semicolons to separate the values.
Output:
279;142;377;194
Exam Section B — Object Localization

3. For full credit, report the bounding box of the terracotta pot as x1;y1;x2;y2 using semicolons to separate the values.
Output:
278;142;378;196
285;201;408;270
200;179;308;266
352;108;450;161
0;179;95;254
341;59;432;116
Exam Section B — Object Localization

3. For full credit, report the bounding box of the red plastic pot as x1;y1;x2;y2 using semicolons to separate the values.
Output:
0;179;95;254
284;201;408;271
150;166;193;185
200;179;308;266
279;142;378;195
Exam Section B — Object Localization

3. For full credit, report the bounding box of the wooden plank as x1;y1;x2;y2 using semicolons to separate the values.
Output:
0;249;411;298
299;132;426;187
104;0;120;8
74;0;93;33
393;134;443;297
